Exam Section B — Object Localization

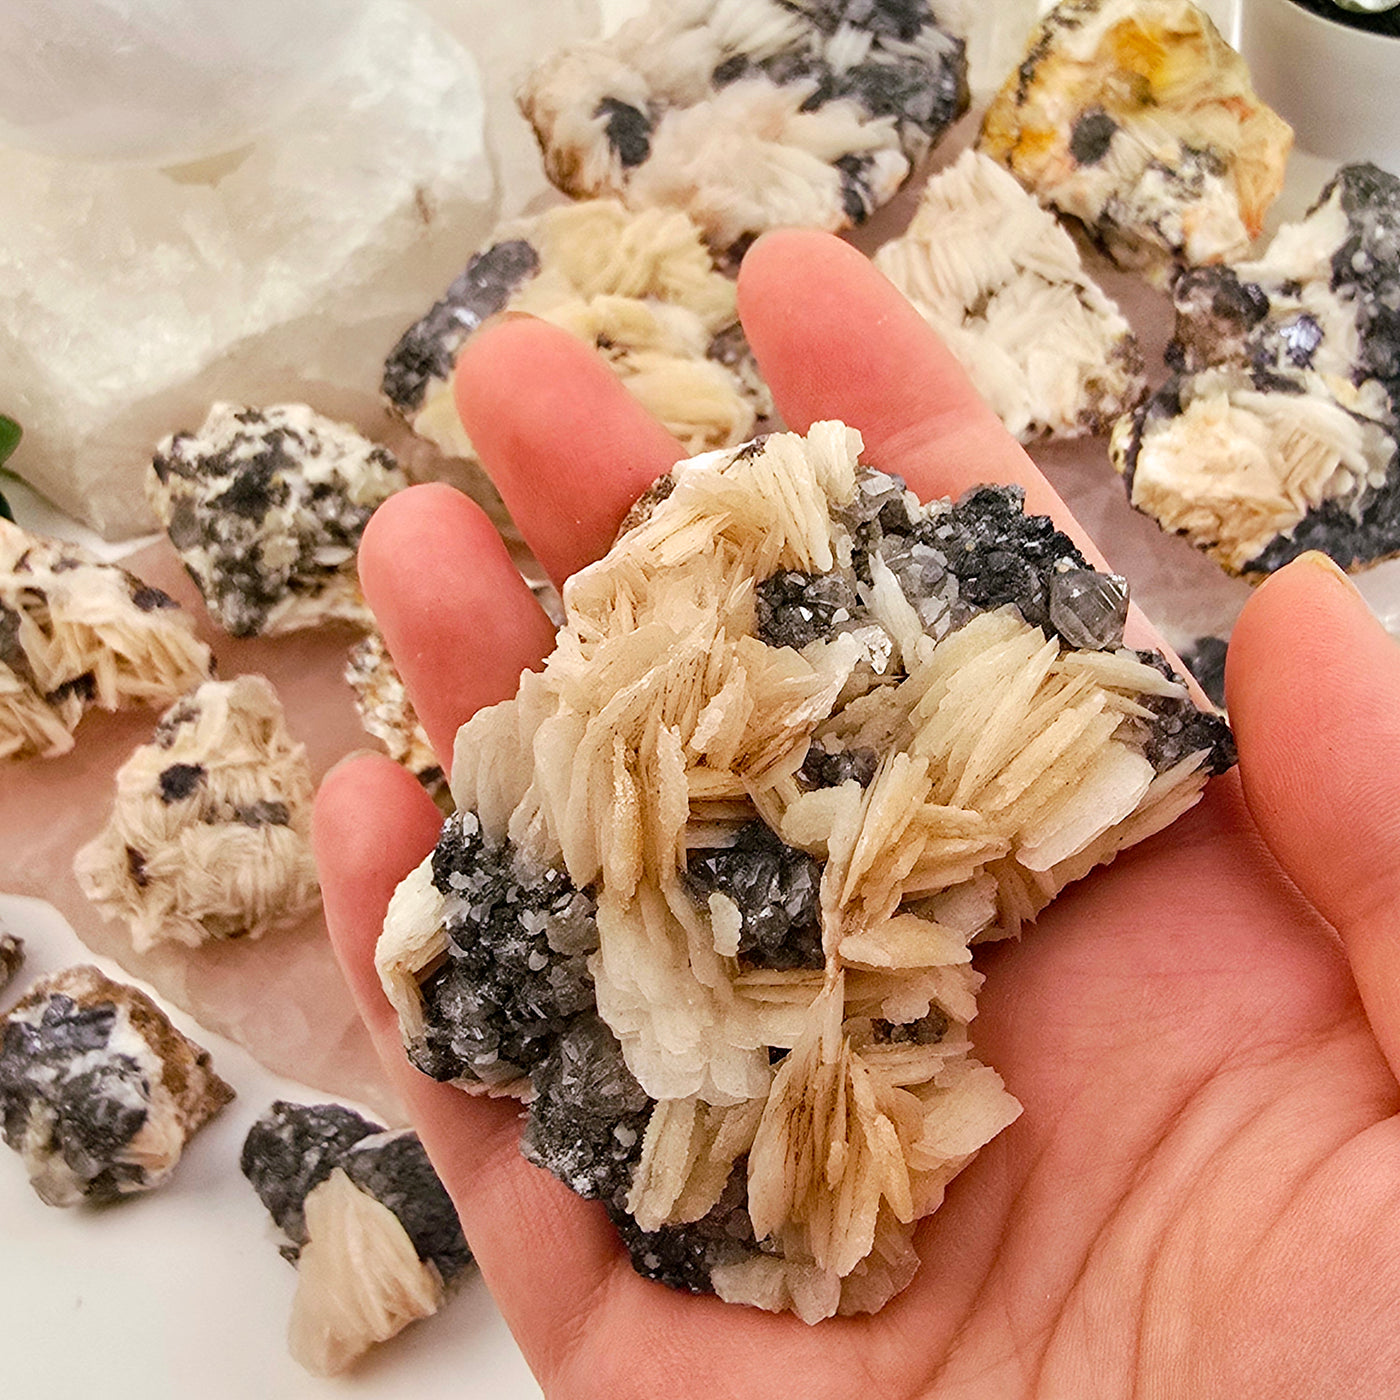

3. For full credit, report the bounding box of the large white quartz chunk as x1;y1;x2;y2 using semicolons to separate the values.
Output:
0;0;495;540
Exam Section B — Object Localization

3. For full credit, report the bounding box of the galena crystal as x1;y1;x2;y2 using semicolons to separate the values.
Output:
979;0;1293;284
519;0;970;254
241;1100;471;1375
1111;162;1400;574
378;423;1234;1321
0;965;233;1206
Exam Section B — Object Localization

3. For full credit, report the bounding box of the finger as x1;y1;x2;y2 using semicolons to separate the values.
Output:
313;754;625;1367
358;483;558;762
1227;551;1400;1080
454;316;684;587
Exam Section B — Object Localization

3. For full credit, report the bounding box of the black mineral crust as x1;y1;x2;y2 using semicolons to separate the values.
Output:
241;1101;471;1282
683;822;825;971
0;993;149;1202
413;810;599;1086
382;239;542;414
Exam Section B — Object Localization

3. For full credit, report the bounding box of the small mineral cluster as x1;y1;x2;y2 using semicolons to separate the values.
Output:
74;675;320;952
0;965;233;1206
149;403;407;638
519;0;970;253
979;0;1292;284
383;199;771;464
379;424;1234;1321
1111;163;1400;573
241;1101;471;1375
345;630;449;807
0;519;213;761
875;148;1147;442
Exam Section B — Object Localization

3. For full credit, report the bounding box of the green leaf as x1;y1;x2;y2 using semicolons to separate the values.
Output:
0;415;20;468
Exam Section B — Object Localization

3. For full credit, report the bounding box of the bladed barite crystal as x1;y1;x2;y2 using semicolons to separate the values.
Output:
241;1101;471;1375
378;424;1233;1320
519;0;970;254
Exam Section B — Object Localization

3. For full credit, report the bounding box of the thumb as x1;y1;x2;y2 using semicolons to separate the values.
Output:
1227;551;1400;1079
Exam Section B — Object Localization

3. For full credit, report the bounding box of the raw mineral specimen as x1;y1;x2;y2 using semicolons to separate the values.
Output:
519;0;970;254
241;1100;471;1375
1111;163;1400;574
345;629;449;808
0;964;233;1206
149;403;407;638
0;932;23;995
383;199;771;463
874;149;1147;442
979;0;1293;284
378;423;1235;1321
74;675;320;952
0;519;214;762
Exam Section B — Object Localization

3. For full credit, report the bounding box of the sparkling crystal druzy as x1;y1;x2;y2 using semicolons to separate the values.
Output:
519;0;970;255
1112;162;1400;574
979;0;1293;284
378;424;1234;1322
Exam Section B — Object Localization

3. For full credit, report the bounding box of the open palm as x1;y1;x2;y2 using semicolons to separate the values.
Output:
315;231;1400;1398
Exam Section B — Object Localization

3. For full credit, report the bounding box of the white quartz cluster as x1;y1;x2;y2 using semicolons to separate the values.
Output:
0;0;495;540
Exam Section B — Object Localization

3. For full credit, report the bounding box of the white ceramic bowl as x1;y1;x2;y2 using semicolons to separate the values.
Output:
1239;0;1400;168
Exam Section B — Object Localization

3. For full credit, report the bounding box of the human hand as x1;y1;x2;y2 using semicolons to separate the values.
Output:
314;231;1400;1399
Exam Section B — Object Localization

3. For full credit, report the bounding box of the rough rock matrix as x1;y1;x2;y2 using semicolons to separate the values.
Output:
378;424;1234;1321
0;932;24;997
384;198;771;465
875;148;1147;442
149;403;407;638
0;965;232;1206
979;0;1292;284
241;1101;471;1375
519;0;970;254
74;675;320;952
0;519;213;762
1111;163;1400;574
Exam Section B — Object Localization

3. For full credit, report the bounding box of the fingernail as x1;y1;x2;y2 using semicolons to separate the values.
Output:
1294;550;1361;594
322;748;386;782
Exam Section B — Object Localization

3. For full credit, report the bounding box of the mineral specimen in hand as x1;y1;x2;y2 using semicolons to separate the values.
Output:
0;932;23;996
874;149;1147;442
0;964;232;1206
1111;163;1400;574
148;403;407;638
74;675;320;952
345;629;449;809
378;423;1235;1321
979;0;1293;284
518;0;970;254
241;1100;471;1375
0;519;214;762
383;199;771;464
